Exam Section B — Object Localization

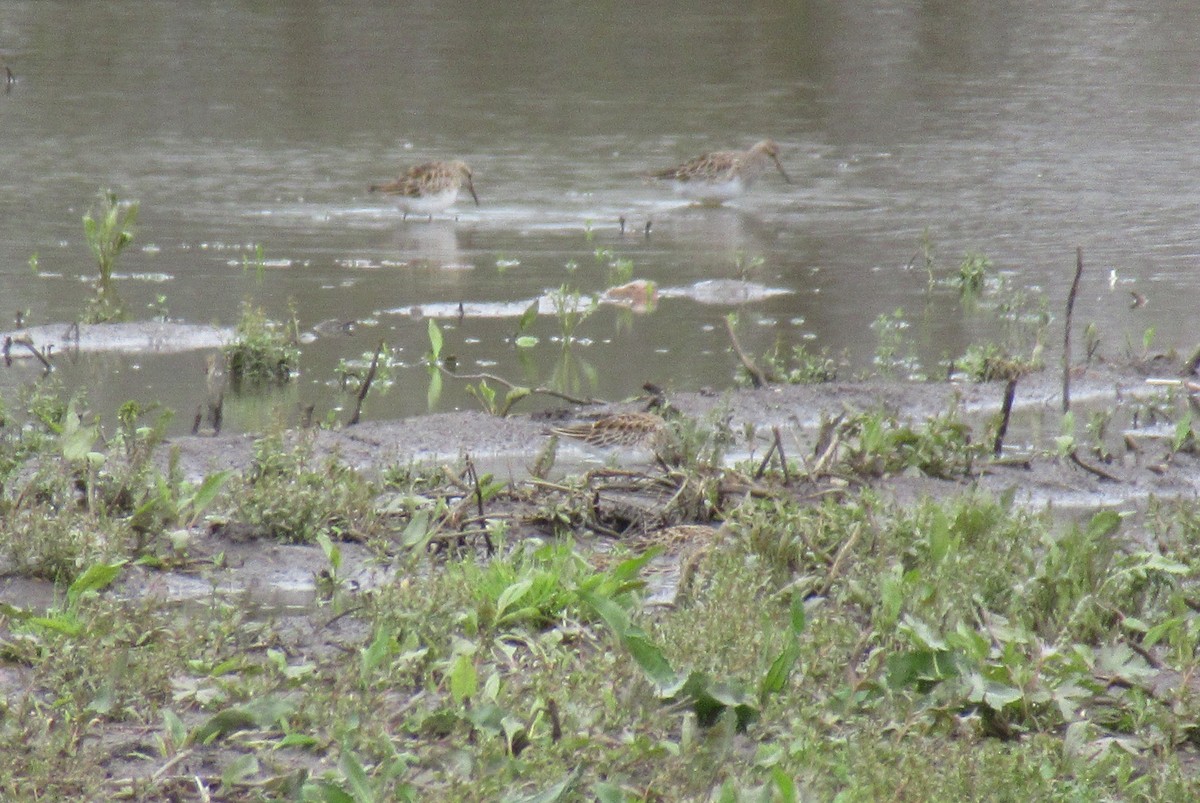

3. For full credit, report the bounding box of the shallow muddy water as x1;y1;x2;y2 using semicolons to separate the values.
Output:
3;2;1199;432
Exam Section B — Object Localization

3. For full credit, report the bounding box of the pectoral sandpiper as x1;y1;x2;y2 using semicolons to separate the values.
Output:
550;411;668;450
649;139;791;205
369;159;479;221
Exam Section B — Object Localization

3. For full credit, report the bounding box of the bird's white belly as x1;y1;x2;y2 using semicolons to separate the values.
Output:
396;187;459;215
671;177;745;204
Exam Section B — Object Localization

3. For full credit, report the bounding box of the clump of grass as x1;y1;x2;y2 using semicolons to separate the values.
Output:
956;341;1039;382
547;284;597;345
81;189;138;323
222;301;300;390
833;405;982;479
871;308;923;379
957;251;990;295
747;340;839;385
229;434;376;543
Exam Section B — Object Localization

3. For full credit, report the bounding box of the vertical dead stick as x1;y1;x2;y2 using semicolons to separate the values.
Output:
1062;246;1084;413
754;437;778;480
346;340;384;426
772;426;790;483
464;456;495;555
993;376;1019;457
723;316;768;388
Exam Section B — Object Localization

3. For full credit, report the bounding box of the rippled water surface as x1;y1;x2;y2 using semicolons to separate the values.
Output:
3;2;1200;431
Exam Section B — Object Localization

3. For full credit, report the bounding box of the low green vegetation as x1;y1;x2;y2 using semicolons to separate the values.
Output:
1;364;1200;799
7;220;1200;799
81;189;139;323
223;300;301;390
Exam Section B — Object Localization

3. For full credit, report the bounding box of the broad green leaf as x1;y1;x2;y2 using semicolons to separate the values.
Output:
517;299;540;332
67;560;127;606
401;508;432;549
340;746;375;803
713;779;738;803
592;782;631;803
61;420;99;462
495;579;533;621
1086;509;1121;540
788;594;807;636
578;590;676;688
186;470;233;522
189;697;294;744
504;386;531;409
427;319;443;360
900;616;947;651
361;625;395;676
760;637;801;699
501;715;527;753
772;767;798;803
189;708;259;745
221;753;259;788
163;709;187;748
449;653;477;702
468;703;504;735
1144;615;1186;647
609;549;657;581
28;613;82;637
277;732;320;749
624;632;676;689
426;369;443;410
314;782;355;803
1173;413;1194;451
885;649;959;690
577;589;631;636
927;507;951;564
512;767;584;803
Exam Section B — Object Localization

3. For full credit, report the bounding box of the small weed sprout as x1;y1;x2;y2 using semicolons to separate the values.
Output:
241;244;266;283
608;255;634;287
918;227;937;289
956;342;1036;383
734;253;765;281
548;284;597;345
223;301;300;390
871;309;921;379
957;252;990;295
749;340;839;385
82;190;139;323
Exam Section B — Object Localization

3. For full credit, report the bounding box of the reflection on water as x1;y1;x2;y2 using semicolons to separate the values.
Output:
2;1;1200;431
387;221;467;271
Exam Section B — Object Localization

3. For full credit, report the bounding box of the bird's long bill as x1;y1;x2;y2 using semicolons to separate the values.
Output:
368;180;399;194
772;156;792;184
466;176;480;205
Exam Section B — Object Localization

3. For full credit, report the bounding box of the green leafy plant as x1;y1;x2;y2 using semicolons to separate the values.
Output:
748;340;838;385
82;189;138;323
231;435;376;543
871;309;920;379
222;301;300;389
548;284;597;345
957;252;990;295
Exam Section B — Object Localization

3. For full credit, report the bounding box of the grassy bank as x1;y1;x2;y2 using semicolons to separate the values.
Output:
1;380;1199;801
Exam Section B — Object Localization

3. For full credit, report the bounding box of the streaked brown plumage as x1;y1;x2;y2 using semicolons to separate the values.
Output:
551;411;667;449
369;159;479;221
650;139;791;204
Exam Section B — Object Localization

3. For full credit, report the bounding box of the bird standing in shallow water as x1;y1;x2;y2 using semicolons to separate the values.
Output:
369;159;479;221
649;139;791;205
